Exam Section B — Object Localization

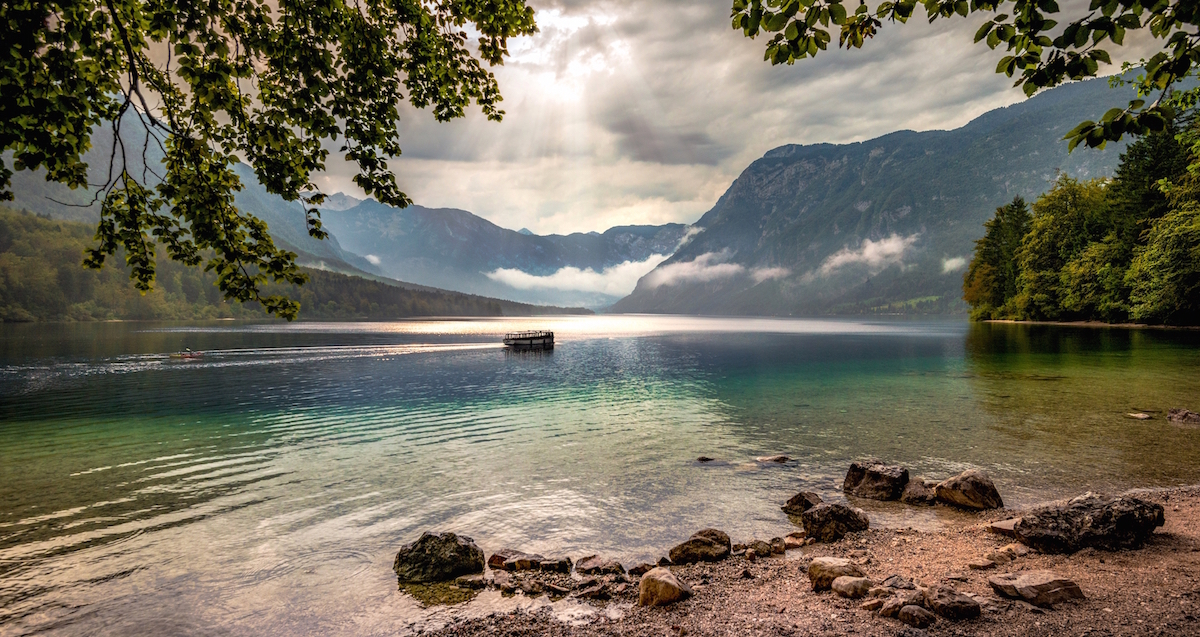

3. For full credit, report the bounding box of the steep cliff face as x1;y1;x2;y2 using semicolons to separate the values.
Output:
613;76;1134;315
321;200;688;308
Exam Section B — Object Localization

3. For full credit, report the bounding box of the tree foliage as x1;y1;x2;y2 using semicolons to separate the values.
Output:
963;120;1200;324
730;0;1200;150
1;0;537;319
963;197;1031;319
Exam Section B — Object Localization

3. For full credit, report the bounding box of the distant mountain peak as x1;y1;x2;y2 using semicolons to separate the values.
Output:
517;227;533;235
319;192;365;211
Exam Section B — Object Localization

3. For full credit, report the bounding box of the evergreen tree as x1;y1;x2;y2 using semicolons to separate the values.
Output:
963;197;1030;319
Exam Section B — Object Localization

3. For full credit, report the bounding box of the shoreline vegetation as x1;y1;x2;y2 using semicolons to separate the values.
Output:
964;121;1200;327
0;207;590;322
390;460;1199;636
984;319;1200;331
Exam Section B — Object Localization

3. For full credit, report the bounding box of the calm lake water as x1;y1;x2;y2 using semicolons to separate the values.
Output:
1;316;1199;635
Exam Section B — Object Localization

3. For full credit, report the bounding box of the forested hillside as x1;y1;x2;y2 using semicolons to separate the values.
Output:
0;208;586;322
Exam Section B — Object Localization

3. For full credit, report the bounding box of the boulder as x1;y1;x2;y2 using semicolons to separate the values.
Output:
988;570;1084;607
844;460;910;500
538;557;572;573
487;548;523;570
801;503;870;542
923;585;981;619
831;576;872;599
782;491;824;515
577;555;626;575
638;567;693;606
1168;408;1200;425
879;590;925;617
394;532;485;583
748;540;773;557
782;491;820;515
935;469;1004;510
783;535;805;549
668;528;731;564
1013;492;1165;553
900;479;938;506
769;537;787;554
987;518;1020;538
807;556;865;591
898;605;936;628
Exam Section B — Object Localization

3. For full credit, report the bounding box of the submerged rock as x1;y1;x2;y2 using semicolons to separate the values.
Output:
668;528;731;564
801;503;870;542
756;454;790;463
638;567;693;606
808;556;865;591
487;548;522;570
1013;492;1164;553
538;557;572;573
576;555;626;575
1168;408;1200;425
935;469;1004;510
502;553;544;571
989;570;1085;607
844;460;910;501
781;490;823;515
900;478;938;506
394;532;485;583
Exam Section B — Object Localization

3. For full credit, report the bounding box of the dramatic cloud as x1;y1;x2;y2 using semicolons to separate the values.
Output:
485;253;671;296
819;234;921;276
942;256;968;273
642;250;787;289
308;1;1161;235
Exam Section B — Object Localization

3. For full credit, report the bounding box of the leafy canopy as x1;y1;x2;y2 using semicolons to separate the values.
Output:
730;0;1200;151
1;0;537;319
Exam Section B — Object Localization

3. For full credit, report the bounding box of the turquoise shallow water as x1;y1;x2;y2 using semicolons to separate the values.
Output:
1;316;1198;635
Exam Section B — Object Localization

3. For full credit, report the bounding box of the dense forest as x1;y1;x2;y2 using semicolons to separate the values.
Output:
964;120;1200;325
0;207;585;322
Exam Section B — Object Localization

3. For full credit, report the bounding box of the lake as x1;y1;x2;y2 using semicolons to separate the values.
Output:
1;316;1198;635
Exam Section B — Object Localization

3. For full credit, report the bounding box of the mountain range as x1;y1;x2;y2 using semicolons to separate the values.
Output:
613;75;1136;315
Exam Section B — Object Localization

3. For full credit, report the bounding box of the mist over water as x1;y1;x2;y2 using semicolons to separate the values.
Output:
1;316;1198;635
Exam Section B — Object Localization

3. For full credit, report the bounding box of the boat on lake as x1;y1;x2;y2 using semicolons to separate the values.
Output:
503;330;554;350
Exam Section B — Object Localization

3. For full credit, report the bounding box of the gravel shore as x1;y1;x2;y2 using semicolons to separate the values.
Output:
423;486;1200;637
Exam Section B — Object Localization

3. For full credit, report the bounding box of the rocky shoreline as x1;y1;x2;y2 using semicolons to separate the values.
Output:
392;462;1199;636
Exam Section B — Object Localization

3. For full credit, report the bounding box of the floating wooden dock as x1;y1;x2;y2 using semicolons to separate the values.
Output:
503;330;554;350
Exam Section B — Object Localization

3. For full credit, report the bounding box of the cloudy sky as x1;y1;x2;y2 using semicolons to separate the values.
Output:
313;0;1153;236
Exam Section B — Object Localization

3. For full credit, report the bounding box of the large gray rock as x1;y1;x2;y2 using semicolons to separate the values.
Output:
831;576;872;599
781;490;823;515
801;503;870;542
844;460;909;500
807;556;865;591
900;479;938;506
935;469;1004;510
1013;492;1165;553
394;532;485;583
988;570;1085;607
923;585;981;619
638;567;693;606
668;528;731;564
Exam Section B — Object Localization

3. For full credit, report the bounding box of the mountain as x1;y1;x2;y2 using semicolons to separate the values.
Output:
612;75;1140;316
319;201;689;308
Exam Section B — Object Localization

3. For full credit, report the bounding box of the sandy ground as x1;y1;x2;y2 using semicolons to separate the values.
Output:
422;486;1200;637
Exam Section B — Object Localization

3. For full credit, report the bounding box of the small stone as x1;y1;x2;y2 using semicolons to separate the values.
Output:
898;605;936;628
868;585;894;598
832;576;873;599
454;574;487;589
638;567;693;607
538;557;572;573
782;491;823;515
784;535;805;549
924;585;982;619
628;563;655;577
800;503;870;542
844;459;910;501
487;548;523;570
545;583;570;596
808;557;866;591
882;574;916;590
669;529;731;564
756;454;790;463
697;456;715;462
749;540;773;557
1126;412;1152;420
989;570;1085;607
968;559;997;570
861;598;885;611
935;469;1004;510
503;553;545;571
988;518;1020;538
879;590;925;618
740;568;754;579
745;549;758;562
518;579;544;596
577;555;625;575
575;582;610;600
657;556;672;566
769;537;787;554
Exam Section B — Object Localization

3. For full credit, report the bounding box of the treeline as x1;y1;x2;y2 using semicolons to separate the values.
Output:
964;120;1200;325
0;207;586;322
